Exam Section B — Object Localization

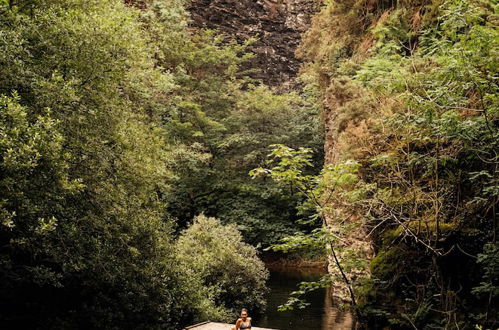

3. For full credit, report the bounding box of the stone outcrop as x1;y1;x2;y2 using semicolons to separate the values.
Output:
187;0;320;87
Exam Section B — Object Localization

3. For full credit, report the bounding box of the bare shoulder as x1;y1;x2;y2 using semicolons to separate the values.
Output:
248;317;252;321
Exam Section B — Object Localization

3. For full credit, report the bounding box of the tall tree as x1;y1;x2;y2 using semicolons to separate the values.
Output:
0;1;202;328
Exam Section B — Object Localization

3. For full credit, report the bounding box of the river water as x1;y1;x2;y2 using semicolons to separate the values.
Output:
254;267;355;330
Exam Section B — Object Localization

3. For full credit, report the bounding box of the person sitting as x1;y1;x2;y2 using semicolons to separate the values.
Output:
231;308;251;330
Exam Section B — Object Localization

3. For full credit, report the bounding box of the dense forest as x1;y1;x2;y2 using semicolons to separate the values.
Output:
0;0;497;329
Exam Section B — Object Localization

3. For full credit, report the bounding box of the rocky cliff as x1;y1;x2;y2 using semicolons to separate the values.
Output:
187;0;320;87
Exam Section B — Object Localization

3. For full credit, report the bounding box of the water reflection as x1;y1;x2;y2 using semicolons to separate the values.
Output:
323;286;354;329
254;267;354;330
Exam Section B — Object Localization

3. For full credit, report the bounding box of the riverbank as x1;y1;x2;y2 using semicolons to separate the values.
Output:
260;251;327;269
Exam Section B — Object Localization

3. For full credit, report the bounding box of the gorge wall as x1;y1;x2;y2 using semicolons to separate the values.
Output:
187;0;320;87
297;0;498;328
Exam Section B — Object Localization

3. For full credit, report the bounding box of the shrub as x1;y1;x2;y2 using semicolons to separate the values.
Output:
176;214;269;320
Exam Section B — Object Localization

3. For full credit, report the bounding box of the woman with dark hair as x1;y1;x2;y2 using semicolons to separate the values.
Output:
231;308;251;330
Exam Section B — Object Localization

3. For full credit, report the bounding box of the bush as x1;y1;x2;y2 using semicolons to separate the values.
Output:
176;214;269;320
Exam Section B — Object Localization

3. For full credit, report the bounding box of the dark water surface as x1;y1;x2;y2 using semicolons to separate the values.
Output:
254;267;354;330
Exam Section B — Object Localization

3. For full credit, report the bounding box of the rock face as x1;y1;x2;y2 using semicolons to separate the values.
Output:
322;81;374;303
187;0;320;87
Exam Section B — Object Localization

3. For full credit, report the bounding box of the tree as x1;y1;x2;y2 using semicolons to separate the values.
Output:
251;145;371;317
0;1;203;328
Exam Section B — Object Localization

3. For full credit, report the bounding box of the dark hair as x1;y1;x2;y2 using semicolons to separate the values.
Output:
241;308;248;314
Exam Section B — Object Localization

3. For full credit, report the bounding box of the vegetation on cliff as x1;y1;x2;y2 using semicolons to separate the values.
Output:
298;0;498;328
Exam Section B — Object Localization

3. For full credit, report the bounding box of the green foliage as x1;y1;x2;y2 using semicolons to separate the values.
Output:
251;145;370;311
134;0;323;251
0;0;205;328
252;145;369;226
0;94;82;283
150;9;323;245
176;215;269;319
1;0;322;327
472;243;499;299
301;0;498;327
